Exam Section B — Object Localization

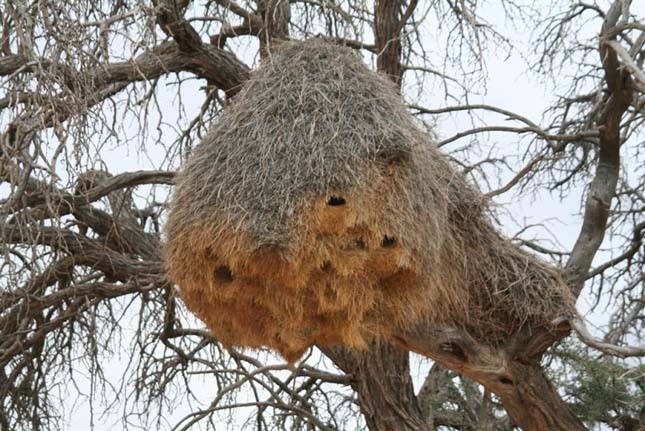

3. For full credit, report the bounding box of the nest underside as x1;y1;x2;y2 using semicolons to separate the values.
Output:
168;165;572;361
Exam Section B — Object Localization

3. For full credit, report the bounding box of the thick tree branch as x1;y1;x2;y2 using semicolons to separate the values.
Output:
395;325;586;431
323;344;431;431
565;0;633;295
605;39;645;92
1;42;249;92
257;0;291;57
375;0;404;85
2;170;175;214
0;224;163;281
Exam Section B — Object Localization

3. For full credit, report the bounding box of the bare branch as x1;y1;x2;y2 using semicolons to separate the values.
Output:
565;0;634;295
571;317;645;357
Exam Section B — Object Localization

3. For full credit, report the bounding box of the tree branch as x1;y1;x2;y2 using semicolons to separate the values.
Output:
395;324;586;431
565;0;633;295
1;42;249;91
571;317;645;357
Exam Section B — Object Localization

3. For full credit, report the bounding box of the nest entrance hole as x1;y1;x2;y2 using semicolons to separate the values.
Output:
215;265;234;283
499;376;514;386
327;196;346;206
381;235;396;248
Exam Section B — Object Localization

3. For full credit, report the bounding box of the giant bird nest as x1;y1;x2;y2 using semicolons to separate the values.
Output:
165;40;573;362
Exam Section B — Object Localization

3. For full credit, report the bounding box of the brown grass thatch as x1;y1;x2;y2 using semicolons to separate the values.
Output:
165;40;573;362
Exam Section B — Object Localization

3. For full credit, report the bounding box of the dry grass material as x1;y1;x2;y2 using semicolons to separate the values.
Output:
165;40;573;362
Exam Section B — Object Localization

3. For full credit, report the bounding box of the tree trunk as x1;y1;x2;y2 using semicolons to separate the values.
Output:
323;344;432;431
497;362;585;431
375;0;404;85
257;0;290;58
396;326;586;431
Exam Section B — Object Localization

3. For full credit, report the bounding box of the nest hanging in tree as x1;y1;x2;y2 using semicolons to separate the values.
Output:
165;40;572;362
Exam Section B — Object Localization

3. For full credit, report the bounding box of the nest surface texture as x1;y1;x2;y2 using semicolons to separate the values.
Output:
165;40;572;362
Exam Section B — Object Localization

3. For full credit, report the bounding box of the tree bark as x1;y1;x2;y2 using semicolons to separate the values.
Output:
323;344;431;431
497;362;584;431
564;0;632;296
375;0;406;85
396;325;586;431
257;0;290;58
153;0;250;96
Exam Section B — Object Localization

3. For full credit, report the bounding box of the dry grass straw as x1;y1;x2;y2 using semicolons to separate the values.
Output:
165;40;573;362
